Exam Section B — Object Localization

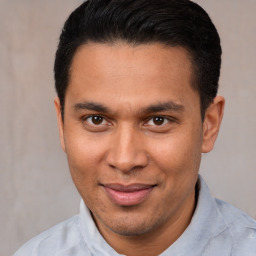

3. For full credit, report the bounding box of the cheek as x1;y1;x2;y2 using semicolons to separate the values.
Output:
150;134;202;205
149;128;202;177
65;128;106;164
64;133;106;188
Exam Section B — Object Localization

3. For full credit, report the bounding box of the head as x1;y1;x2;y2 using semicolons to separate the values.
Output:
54;0;222;120
54;0;224;254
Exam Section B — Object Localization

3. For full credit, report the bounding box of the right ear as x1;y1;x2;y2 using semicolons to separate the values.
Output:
54;97;66;153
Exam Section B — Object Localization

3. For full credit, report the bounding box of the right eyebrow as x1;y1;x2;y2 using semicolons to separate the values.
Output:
141;101;185;114
73;101;110;113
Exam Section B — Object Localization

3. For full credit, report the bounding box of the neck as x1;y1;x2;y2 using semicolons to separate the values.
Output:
95;190;196;256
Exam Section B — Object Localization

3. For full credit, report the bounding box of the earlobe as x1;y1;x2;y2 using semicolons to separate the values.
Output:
54;97;66;153
201;96;225;153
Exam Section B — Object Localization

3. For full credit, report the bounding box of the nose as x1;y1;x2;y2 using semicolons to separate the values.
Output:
106;125;149;173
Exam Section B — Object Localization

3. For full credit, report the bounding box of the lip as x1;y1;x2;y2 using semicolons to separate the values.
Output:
102;183;156;206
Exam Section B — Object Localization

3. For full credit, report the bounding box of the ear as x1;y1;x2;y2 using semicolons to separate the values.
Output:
54;97;66;153
201;96;225;153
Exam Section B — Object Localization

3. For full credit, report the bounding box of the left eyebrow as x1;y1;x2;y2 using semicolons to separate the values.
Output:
141;101;184;114
73;101;110;113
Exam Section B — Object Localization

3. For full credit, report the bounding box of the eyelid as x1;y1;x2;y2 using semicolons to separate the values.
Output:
82;114;111;126
80;114;177;130
144;116;176;126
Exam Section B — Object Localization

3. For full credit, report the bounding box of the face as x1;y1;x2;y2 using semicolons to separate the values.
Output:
55;43;223;239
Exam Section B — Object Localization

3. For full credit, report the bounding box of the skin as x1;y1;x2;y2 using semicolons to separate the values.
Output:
55;42;224;256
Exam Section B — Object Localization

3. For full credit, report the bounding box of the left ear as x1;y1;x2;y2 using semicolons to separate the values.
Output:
201;96;225;153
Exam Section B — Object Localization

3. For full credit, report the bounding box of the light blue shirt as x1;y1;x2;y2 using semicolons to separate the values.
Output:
14;176;256;255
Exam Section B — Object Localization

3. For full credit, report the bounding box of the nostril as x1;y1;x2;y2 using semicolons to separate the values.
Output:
109;164;116;169
108;161;146;173
105;136;149;172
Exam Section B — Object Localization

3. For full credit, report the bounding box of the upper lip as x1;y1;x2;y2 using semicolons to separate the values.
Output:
102;183;156;192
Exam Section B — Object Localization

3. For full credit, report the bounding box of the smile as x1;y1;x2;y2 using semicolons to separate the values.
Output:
102;183;156;206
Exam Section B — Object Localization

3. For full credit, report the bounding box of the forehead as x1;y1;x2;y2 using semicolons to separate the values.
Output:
66;42;199;113
70;42;193;82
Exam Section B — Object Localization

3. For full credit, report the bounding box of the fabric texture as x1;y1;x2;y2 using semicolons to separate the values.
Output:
14;176;256;256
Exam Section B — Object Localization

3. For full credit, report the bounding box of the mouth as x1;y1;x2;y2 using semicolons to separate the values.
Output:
102;183;156;206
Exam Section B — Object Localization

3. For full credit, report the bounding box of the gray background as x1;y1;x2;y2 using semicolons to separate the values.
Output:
0;1;255;255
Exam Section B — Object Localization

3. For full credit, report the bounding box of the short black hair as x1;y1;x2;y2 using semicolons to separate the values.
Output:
54;0;221;119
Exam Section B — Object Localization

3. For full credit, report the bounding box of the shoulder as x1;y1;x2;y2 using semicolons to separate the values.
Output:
215;198;256;228
13;215;90;256
215;198;256;254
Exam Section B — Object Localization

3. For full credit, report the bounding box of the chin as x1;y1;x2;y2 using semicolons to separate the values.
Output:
98;212;164;237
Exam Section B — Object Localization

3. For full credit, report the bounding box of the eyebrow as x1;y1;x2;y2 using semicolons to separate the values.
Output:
73;100;184;115
73;102;110;113
141;101;184;114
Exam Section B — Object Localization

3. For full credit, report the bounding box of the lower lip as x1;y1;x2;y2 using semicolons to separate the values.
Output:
103;187;154;206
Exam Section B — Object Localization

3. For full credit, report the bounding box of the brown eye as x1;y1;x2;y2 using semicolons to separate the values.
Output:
152;116;165;125
91;116;104;125
85;115;107;126
83;115;111;132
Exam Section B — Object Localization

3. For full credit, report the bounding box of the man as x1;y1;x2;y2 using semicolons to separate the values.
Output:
14;0;256;255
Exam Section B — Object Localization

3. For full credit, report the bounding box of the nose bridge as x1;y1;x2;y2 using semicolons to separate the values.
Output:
107;123;148;172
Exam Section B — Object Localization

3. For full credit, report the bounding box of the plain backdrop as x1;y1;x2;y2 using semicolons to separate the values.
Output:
1;1;255;255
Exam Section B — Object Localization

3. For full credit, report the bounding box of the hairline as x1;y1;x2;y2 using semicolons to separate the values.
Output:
61;40;204;121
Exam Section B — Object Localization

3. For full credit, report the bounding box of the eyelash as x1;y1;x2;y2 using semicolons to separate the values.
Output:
82;115;109;126
81;114;176;130
146;116;172;126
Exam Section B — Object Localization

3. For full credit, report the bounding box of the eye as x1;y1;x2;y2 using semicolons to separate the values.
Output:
147;116;169;126
84;115;109;126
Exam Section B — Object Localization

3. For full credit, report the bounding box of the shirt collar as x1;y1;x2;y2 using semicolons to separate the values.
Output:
78;175;229;256
160;175;229;255
79;200;122;256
